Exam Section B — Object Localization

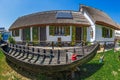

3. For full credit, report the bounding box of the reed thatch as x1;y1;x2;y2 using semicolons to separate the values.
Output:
9;10;90;30
81;5;120;30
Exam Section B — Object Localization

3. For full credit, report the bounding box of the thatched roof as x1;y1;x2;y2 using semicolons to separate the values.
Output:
81;5;120;30
9;10;90;30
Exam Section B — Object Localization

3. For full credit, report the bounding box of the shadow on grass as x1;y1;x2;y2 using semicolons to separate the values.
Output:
6;58;104;80
6;59;47;80
78;63;104;79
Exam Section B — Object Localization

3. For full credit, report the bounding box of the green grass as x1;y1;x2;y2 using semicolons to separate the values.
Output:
0;50;29;80
0;49;120;80
79;50;120;80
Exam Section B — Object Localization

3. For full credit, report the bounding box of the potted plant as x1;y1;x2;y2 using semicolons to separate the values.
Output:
8;36;16;44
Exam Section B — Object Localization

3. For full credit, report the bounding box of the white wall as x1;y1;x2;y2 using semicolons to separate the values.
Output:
95;25;115;42
115;30;120;37
82;10;96;42
81;9;115;43
13;29;22;41
46;25;72;42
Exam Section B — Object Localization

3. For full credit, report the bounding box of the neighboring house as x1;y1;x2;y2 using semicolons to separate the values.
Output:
2;32;11;41
115;25;120;40
9;5;120;44
80;5;120;44
0;27;5;33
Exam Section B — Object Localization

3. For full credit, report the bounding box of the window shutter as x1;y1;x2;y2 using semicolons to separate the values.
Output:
65;26;70;36
26;28;30;41
110;29;113;38
32;27;38;41
49;26;54;36
71;26;76;45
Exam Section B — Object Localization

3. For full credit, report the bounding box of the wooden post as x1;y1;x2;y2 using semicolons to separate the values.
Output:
71;71;75;79
66;50;68;63
103;42;106;52
114;39;117;52
82;45;84;55
50;49;53;59
32;48;34;52
57;50;60;64
52;41;54;49
37;48;40;53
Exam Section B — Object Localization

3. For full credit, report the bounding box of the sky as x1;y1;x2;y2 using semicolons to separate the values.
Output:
0;0;120;30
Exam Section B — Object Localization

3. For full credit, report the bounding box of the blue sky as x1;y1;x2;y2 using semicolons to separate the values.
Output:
0;0;120;30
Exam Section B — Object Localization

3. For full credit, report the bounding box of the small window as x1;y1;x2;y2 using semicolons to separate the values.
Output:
54;27;65;35
90;30;93;38
12;29;19;37
102;27;112;38
90;28;93;38
49;26;70;36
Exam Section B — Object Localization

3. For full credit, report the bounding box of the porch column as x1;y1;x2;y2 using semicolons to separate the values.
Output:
70;26;72;41
19;29;22;41
30;27;33;42
46;25;49;41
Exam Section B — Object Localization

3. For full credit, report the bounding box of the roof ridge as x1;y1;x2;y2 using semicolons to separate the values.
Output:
20;10;79;18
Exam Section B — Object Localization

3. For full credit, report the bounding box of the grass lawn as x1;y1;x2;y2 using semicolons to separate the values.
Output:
80;50;120;80
0;50;29;80
0;49;120;80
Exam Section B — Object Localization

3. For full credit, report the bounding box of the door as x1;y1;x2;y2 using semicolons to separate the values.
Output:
40;27;46;41
76;27;82;42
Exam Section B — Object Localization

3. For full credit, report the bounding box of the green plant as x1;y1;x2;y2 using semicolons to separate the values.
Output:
86;41;91;46
33;41;39;46
118;40;120;46
71;26;76;46
8;36;16;44
0;33;2;41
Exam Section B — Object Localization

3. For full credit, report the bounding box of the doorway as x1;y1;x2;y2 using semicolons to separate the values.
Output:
76;27;82;42
40;27;46;41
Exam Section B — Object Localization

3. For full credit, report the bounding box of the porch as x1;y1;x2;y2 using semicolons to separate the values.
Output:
21;26;87;44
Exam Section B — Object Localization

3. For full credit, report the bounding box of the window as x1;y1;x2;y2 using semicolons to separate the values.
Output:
90;30;93;38
102;27;112;38
49;26;70;36
54;27;65;35
12;29;19;37
90;28;93;38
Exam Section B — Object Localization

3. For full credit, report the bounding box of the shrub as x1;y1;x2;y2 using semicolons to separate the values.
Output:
118;40;120;46
0;34;2;41
86;41;91;46
8;36;16;44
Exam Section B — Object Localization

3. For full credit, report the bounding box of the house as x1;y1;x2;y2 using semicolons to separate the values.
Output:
0;27;5;33
9;5;120;45
115;29;120;40
2;31;11;41
80;5;120;44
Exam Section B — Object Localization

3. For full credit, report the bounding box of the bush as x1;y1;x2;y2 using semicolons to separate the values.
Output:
8;36;16;44
0;34;2;41
86;41;91;46
118;40;120;46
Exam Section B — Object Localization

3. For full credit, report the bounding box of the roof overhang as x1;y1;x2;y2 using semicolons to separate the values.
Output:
95;21;120;30
9;23;90;30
